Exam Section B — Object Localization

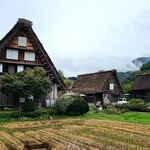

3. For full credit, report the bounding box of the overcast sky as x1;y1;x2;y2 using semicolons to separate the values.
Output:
1;0;150;76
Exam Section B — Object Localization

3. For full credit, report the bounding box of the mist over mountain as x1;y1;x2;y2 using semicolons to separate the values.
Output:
117;56;150;81
132;57;150;68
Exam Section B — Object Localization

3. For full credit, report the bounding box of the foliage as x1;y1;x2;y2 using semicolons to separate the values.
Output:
55;94;89;116
58;69;66;80
117;71;132;81
58;70;74;92
88;104;100;113
122;69;150;85
140;61;150;71
121;69;150;93
122;70;140;84
103;105;128;115
122;82;133;93
0;110;21;118
0;67;51;100
21;99;36;112
64;79;74;91
21;111;42;118
0;108;58;119
123;98;149;112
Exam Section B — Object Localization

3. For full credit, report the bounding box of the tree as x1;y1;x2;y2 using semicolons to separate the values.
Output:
64;79;74;92
55;94;89;116
58;70;66;80
58;70;74;92
140;61;150;71
0;67;51;100
122;82;133;93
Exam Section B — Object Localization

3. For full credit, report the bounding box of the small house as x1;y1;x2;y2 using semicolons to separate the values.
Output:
131;73;150;102
72;70;123;105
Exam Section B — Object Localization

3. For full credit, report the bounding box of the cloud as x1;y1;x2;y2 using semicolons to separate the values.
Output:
1;0;150;77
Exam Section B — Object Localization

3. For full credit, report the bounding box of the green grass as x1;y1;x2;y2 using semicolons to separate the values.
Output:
0;108;149;125
75;111;150;125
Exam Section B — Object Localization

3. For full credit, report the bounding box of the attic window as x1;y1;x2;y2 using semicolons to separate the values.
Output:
18;36;27;47
24;51;35;61
109;83;114;90
6;49;18;60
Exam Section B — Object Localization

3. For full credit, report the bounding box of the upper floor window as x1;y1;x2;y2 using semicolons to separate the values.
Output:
18;36;27;47
109;83;114;90
6;49;18;60
24;51;35;61
0;63;2;72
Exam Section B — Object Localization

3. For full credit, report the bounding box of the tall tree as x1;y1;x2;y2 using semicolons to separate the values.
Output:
58;70;74;92
0;67;51;100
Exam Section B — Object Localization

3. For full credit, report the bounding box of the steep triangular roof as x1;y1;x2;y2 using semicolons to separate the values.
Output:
0;18;66;90
72;69;123;94
132;72;150;91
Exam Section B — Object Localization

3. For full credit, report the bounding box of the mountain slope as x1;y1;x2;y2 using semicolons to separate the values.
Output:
132;57;150;68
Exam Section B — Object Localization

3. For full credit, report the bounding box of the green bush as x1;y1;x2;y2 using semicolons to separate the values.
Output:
22;111;41;118
0;111;22;118
103;105;122;114
89;105;100;113
55;94;89;116
21;99;36;112
123;98;149;112
8;111;22;118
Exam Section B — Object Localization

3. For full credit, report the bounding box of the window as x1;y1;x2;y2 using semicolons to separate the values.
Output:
24;51;35;61
8;65;15;73
17;65;24;72
6;49;18;60
3;64;8;73
109;83;114;90
18;36;27;47
19;97;25;103
0;63;2;72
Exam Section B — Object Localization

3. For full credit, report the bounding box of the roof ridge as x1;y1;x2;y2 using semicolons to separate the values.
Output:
17;18;33;26
137;72;150;76
78;69;116;77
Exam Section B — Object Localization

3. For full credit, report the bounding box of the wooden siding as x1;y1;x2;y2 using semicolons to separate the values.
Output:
8;31;35;50
0;93;15;107
0;49;42;65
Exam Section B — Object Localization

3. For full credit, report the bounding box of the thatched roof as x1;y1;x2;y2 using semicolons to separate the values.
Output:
72;70;123;94
0;18;66;90
132;73;150;91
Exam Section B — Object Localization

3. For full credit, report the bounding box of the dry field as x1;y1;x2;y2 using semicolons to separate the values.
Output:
0;119;150;150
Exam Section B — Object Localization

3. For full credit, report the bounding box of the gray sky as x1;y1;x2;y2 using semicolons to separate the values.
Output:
1;0;150;76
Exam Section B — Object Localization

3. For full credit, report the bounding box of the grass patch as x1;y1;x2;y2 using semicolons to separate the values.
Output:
75;111;150;125
0;108;149;125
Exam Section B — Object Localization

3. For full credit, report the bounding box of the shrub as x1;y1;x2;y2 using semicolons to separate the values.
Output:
8;111;22;118
21;99;36;112
22;111;41;118
89;105;100;113
123;98;149;112
55;94;89;116
103;105;122;114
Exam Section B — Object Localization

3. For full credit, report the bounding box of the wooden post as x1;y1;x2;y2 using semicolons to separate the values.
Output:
53;84;58;100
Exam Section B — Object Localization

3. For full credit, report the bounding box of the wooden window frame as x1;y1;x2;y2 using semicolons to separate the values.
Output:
6;49;18;60
24;51;35;61
109;83;114;90
18;36;27;47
